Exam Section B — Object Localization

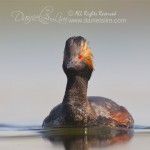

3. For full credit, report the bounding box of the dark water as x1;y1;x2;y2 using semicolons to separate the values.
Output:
0;124;150;150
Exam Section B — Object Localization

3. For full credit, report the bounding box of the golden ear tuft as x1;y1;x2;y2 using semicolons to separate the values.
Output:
80;41;94;70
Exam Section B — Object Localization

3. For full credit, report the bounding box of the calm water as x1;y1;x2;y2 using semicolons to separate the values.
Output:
0;125;150;150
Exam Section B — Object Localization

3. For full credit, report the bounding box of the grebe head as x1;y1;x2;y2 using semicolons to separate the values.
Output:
63;36;94;80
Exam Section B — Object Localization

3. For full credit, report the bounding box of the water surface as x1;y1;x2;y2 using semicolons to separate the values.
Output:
0;125;150;150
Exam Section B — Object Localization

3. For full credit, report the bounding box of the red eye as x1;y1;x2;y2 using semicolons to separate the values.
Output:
78;55;82;60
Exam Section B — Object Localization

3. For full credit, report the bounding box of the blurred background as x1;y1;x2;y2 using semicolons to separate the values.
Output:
0;0;150;126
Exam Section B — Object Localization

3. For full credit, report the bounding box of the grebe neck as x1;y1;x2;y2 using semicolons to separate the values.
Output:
63;75;88;104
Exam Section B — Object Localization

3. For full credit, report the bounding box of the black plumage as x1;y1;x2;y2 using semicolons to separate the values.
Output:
43;36;134;129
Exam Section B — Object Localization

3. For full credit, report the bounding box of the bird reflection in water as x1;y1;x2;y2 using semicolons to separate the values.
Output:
42;126;134;150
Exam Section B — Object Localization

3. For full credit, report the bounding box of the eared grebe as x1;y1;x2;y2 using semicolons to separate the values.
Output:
43;36;134;128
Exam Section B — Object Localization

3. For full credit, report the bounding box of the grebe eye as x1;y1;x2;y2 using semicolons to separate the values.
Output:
78;55;82;60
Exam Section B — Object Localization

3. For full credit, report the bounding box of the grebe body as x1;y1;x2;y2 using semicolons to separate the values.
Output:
43;36;134;128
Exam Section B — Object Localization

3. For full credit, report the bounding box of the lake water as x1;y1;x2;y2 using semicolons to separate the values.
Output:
0;125;150;150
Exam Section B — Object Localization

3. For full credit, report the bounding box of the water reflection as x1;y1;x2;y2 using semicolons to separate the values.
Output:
43;126;134;150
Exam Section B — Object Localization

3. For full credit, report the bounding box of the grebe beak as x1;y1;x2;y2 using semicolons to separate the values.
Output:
66;62;75;70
